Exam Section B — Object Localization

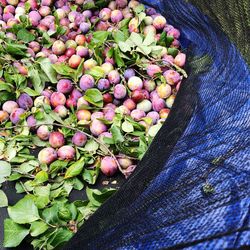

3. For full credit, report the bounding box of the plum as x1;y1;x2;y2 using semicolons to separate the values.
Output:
101;62;114;75
147;111;160;124
104;109;115;121
82;10;92;19
26;115;36;128
108;70;120;84
72;131;87;147
0;110;9;123
116;0;127;8
129;17;139;33
55;8;66;19
66;98;77;109
153;15;167;30
68;54;81;68
97;79;110;91
76;109;91;121
41;0;52;6
147;64;162;77
167;28;180;39
29;41;40;53
131;89;149;103
50;92;66;107
79;22;90;34
174;53;186;67
41;89;53;98
99;8;111;21
57;79;73;94
114;84;127;99
123;98;136;111
108;1;117;10
143;80;156;92
131;109;146;121
2;100;18;114
83;58;97;70
128;76;143;91
128;0;140;9
49;131;65;148
10;108;25;124
58;145;75;161
91;111;104;121
76;46;89;58
65;39;77;49
124;69;135;80
166;95;175;108
75;34;86;45
65;47;76;58
152;98;166;112
54;105;68;118
71;88;82;101
37;125;50;141
100;156;118;176
90;119;107;136
103;93;113;104
146;8;157;16
117;157;133;169
163;70;181;85
156;84;172;99
39;6;51;17
159;108;170;119
34;96;50;107
137;99;152;112
144;16;153;25
52;40;66;55
77;97;89;110
17;93;33;110
79;74;95;91
111;10;123;23
38;147;57;165
6;0;19;6
143;24;157;37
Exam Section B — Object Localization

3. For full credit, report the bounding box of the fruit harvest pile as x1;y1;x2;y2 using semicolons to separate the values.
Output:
0;0;187;248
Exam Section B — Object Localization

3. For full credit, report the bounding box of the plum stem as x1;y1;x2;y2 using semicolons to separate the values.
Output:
0;123;125;175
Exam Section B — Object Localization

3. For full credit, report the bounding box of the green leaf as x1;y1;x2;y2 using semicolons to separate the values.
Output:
65;158;85;179
30;221;49;237
143;30;156;46
19;160;38;173
148;123;162;137
111;125;124;143
86;66;105;79
129;32;143;46
42;204;59;224
0;190;8;207
84;88;103;108
23;87;39;96
52;63;75;76
38;58;57;83
133;3;145;14
113;30;127;43
86;187;116;207
4;219;29;247
136;45;152;55
118;41;131;53
83;139;99;152
48;228;73;248
122;121;134;133
6;43;28;57
167;47;179;57
34;185;50;209
114;48;125;67
17;28;35;43
34;170;49;184
118;18;131;30
50;160;68;176
28;67;44;93
92;31;109;43
8;196;40;224
0;161;11;183
82;167;100;185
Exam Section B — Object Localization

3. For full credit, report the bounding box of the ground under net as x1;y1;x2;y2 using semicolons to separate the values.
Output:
0;0;249;249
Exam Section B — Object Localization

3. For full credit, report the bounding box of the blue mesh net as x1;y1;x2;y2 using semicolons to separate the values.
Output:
63;0;250;249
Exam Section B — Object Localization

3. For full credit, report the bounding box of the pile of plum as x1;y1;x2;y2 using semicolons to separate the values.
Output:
0;0;186;177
